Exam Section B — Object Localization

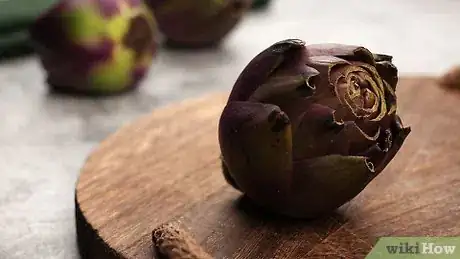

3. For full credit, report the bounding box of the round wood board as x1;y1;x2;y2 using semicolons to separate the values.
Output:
75;77;460;259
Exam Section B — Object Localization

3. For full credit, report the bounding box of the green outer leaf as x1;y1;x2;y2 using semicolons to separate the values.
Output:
285;155;375;218
62;5;106;43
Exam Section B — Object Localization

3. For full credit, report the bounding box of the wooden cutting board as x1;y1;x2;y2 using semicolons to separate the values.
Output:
75;77;460;259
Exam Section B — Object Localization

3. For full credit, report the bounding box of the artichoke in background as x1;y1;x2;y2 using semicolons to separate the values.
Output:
146;0;252;48
439;65;460;90
29;0;158;95
251;0;271;9
219;39;411;218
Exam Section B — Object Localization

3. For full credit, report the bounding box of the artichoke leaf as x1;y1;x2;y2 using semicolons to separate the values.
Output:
248;68;318;102
376;60;398;91
306;43;376;66
228;39;307;102
221;157;240;190
293;103;380;160
286;155;375;217
219;101;293;199
374;116;411;173
306;57;351;108
373;53;393;62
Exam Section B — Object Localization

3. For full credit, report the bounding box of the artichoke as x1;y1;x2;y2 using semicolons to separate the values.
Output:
251;0;271;9
439;65;460;90
29;0;158;95
219;39;411;218
145;0;252;48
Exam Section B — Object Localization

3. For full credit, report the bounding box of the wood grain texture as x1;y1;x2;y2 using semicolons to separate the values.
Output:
75;77;460;259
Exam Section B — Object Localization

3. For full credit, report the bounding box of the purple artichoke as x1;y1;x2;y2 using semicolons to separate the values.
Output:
146;0;252;48
29;0;158;95
219;39;411;218
251;0;271;9
439;65;460;90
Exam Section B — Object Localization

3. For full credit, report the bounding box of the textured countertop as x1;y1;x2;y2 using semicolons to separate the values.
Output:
1;1;460;258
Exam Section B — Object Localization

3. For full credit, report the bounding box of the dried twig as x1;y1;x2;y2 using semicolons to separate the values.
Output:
152;222;213;259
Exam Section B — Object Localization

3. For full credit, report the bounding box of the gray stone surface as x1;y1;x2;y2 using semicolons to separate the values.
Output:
1;0;460;258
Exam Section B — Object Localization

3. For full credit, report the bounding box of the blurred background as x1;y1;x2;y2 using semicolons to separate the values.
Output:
0;0;460;258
